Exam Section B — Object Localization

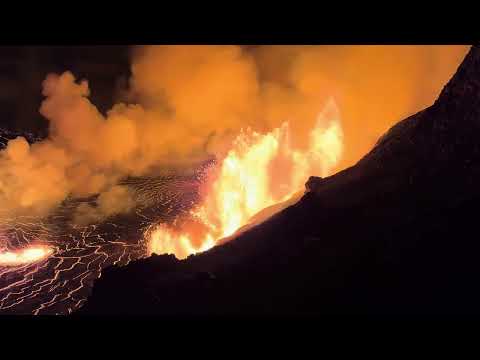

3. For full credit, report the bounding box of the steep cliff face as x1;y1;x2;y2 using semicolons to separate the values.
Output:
78;45;480;318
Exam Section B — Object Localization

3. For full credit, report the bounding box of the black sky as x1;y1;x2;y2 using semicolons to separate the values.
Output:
0;46;131;133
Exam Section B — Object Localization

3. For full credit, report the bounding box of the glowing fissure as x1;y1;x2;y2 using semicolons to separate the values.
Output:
148;99;344;259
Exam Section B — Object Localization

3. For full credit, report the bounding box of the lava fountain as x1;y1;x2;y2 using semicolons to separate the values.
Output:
0;245;53;266
147;98;344;259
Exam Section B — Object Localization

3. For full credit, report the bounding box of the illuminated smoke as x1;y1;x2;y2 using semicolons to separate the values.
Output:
0;45;469;226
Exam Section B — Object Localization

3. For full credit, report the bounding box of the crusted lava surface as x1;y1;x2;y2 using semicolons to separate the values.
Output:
0;138;210;314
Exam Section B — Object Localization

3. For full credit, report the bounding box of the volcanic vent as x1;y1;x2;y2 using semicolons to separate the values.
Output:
0;45;469;315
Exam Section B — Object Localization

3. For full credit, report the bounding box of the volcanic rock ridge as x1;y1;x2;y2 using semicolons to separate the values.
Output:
77;45;480;318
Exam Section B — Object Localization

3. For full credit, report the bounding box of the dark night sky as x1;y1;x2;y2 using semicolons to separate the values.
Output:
0;46;132;133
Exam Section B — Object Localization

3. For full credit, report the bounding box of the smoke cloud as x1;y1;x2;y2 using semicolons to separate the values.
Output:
0;45;470;223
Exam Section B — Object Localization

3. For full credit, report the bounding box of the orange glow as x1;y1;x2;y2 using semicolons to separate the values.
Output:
147;99;344;259
0;246;53;266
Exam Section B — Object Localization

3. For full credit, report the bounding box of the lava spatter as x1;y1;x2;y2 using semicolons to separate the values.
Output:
0;246;53;266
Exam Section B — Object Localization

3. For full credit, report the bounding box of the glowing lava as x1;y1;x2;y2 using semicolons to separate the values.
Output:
148;99;344;259
0;246;53;266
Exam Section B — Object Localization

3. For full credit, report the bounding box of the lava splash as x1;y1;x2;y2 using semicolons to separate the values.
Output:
0;246;53;266
147;99;344;259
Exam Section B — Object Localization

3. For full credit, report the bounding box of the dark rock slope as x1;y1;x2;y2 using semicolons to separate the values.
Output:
78;45;480;318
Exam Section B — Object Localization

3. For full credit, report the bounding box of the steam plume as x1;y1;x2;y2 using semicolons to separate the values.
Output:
0;45;469;223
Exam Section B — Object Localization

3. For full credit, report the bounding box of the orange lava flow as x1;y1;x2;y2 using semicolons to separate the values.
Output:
147;99;344;259
0;246;53;266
